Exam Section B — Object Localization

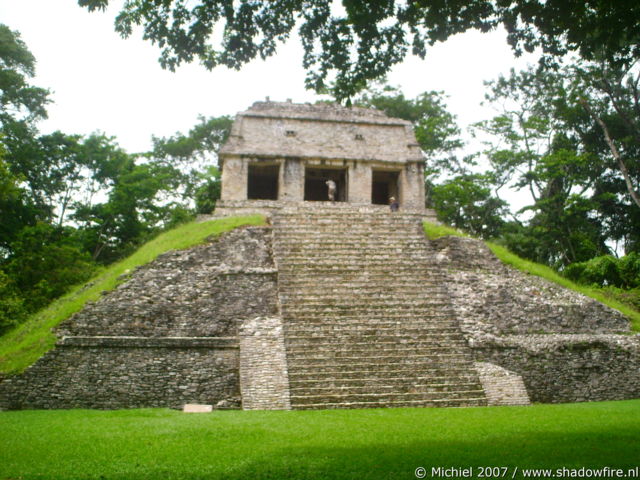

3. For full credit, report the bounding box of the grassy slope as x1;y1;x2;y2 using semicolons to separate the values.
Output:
423;221;640;331
0;215;266;375
1;401;639;479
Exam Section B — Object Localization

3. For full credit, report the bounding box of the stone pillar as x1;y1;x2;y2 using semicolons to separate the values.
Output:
239;316;291;410
280;158;304;201
220;156;248;201
400;161;425;210
348;161;371;204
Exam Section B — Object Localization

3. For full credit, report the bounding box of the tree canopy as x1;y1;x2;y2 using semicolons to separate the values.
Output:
0;25;49;128
0;23;233;335
79;0;640;100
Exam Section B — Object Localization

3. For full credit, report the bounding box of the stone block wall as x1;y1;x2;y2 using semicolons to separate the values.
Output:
431;235;640;404
59;227;278;338
239;317;291;410
0;226;279;411
2;219;639;411
431;236;630;336
0;339;240;410
475;362;530;406
220;156;248;201
473;335;640;403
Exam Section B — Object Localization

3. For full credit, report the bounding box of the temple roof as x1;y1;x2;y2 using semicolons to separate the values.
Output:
219;100;424;163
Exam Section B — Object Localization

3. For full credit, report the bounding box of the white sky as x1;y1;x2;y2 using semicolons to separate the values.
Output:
0;0;539;211
0;1;539;149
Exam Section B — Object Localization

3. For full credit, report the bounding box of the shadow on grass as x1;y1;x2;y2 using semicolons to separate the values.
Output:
223;432;639;480
6;431;638;480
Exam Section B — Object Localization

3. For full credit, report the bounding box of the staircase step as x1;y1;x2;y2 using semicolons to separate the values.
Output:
285;339;469;350
283;325;464;335
288;367;477;381
290;390;487;406
292;397;487;410
288;374;481;388
268;209;486;410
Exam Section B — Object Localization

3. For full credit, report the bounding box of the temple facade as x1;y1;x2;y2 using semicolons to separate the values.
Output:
217;100;427;212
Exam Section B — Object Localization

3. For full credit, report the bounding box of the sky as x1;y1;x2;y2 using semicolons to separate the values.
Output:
0;0;540;156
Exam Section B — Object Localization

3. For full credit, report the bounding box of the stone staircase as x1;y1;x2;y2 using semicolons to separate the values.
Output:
272;207;487;409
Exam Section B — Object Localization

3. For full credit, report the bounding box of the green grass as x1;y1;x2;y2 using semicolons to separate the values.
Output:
0;216;266;376
423;221;640;332
0;401;639;479
422;222;471;239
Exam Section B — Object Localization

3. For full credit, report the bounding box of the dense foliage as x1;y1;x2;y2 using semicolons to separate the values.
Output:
3;0;640;335
0;25;228;335
79;0;640;101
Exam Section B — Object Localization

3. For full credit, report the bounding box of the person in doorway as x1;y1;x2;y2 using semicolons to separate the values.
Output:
326;179;336;202
389;196;399;212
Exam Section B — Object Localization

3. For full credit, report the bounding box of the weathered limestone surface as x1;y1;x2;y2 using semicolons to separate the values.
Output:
59;227;277;338
218;101;427;214
0;345;239;410
400;162;425;211
209;200;438;222
475;362;530;406
281;158;304;201
348;161;372;204
221;101;423;163
239;316;291;410
0;226;278;410
473;334;640;403
432;235;639;404
1;212;638;411
272;208;487;409
220;156;248;201
431;236;629;335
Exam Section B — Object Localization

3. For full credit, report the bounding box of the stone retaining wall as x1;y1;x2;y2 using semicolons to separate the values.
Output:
475;362;530;406
472;334;640;403
0;339;239;410
0;226;278;410
431;236;629;336
59;227;278;338
1;222;638;411
430;235;639;404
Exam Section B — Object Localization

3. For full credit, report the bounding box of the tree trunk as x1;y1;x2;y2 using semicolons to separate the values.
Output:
580;98;640;209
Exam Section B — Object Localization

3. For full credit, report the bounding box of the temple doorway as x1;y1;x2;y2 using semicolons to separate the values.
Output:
372;170;400;205
304;167;347;201
247;163;279;200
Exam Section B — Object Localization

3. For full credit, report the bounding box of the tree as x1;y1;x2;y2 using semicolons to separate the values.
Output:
570;62;640;212
0;24;49;129
0;147;37;255
355;85;463;170
0;26;230;331
0;24;50;252
151;115;232;213
430;173;507;238
0;269;25;335
79;0;640;100
4;222;96;313
475;67;612;266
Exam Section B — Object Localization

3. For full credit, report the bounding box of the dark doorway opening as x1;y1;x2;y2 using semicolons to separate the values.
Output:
372;170;400;205
304;167;347;201
248;164;279;200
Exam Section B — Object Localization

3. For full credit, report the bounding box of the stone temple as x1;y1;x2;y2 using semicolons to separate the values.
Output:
0;101;639;411
215;99;432;217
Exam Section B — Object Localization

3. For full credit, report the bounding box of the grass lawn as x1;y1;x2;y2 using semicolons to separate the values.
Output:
1;401;639;479
0;215;266;376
